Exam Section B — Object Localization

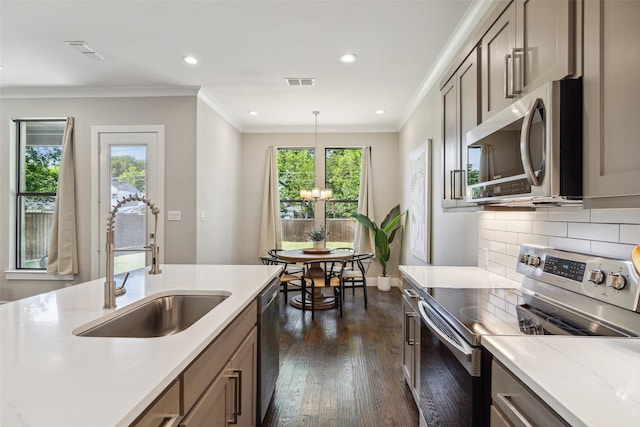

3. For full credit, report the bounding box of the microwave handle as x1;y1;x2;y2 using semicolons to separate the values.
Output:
520;97;544;186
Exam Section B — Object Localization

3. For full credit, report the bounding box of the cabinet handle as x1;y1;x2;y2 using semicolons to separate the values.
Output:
451;170;464;200
227;369;242;424
450;170;455;200
512;48;523;95
504;53;515;99
405;312;418;345
160;414;182;427
403;288;419;299
495;393;534;427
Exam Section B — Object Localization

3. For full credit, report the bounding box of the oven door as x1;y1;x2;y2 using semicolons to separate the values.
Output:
418;300;486;427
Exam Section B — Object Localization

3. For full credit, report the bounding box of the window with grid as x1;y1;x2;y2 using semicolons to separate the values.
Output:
15;119;66;269
276;147;362;249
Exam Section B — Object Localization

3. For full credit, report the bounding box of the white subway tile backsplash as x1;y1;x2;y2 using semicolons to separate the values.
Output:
591;241;636;259
495;252;517;268
568;222;619;242
478;207;638;280
620;224;640;245
590;208;640;225
494;231;519;244
488;241;506;253
547;237;591;254
547;207;590;223
532;221;568;237
478;228;496;241
494;211;521;220
517;210;549;221
517;233;549;246
506;220;532;233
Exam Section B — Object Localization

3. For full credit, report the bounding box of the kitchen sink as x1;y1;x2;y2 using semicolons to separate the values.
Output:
75;292;230;338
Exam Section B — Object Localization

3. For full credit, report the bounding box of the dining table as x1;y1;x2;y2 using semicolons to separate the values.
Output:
275;248;355;310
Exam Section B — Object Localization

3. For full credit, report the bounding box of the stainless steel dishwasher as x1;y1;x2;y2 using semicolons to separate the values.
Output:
257;278;280;425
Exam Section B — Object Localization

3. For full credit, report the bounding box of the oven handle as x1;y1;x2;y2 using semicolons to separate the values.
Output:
418;300;474;361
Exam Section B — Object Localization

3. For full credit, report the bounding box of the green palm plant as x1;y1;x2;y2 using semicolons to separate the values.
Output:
353;204;407;277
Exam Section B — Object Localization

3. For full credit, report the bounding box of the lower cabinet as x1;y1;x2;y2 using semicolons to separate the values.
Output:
182;329;257;427
401;282;420;405
131;301;258;427
490;360;568;427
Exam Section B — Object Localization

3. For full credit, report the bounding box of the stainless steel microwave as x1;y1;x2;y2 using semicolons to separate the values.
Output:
466;79;582;206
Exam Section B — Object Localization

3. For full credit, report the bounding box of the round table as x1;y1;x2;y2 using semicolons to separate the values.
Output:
275;248;354;310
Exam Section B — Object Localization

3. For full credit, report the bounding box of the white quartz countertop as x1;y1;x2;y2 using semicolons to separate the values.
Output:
0;264;281;427
399;265;521;289
483;335;640;427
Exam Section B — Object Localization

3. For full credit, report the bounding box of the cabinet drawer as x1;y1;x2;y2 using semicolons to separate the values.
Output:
183;300;257;413
131;380;180;427
491;360;568;427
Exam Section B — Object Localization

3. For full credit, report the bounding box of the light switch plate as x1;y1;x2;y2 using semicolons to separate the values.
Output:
167;210;181;221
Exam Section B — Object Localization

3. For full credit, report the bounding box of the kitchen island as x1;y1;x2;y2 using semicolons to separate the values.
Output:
0;264;281;427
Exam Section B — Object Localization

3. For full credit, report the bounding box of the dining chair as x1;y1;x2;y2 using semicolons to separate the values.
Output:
260;256;305;303
339;252;373;309
301;259;343;318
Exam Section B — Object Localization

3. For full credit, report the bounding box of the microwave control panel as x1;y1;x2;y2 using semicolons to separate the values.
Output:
469;178;531;200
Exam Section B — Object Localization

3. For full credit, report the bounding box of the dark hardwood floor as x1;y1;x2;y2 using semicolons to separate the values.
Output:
262;287;420;427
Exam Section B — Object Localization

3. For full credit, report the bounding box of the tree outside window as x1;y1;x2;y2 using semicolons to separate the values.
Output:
16;119;66;269
276;147;362;249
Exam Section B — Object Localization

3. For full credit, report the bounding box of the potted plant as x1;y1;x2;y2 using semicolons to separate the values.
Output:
353;204;407;291
307;225;328;250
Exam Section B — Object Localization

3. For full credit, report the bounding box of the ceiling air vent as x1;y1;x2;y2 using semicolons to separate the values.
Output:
285;78;315;86
64;41;104;61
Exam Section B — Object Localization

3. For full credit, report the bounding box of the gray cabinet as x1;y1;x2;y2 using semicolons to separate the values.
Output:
491;360;569;427
442;47;480;209
131;301;258;427
583;0;640;208
401;284;420;405
482;0;575;120
132;380;181;427
181;329;257;427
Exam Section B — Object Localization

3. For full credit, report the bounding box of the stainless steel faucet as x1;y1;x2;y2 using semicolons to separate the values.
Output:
104;194;162;309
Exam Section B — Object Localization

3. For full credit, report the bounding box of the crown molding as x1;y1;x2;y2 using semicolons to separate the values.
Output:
0;85;201;99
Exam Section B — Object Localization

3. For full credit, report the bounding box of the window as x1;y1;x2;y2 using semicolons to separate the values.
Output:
324;148;362;247
15;119;66;269
277;147;362;249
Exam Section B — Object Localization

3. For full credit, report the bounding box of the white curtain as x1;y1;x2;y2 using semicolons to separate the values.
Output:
354;146;375;254
258;146;282;257
47;117;78;275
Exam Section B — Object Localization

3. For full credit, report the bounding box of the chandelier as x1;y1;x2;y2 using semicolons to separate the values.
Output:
300;111;332;201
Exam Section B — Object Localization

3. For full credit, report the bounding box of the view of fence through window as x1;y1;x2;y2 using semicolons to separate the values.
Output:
109;145;148;275
277;147;362;249
16;119;66;269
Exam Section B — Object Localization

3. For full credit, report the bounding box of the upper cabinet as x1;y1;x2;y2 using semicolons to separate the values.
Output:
481;0;575;120
583;0;640;208
442;47;481;209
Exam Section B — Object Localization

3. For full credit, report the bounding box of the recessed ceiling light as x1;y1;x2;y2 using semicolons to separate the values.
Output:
181;56;198;65
376;109;386;115
338;53;358;64
248;111;258;116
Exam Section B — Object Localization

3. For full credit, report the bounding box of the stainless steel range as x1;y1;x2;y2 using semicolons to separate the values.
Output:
403;244;640;427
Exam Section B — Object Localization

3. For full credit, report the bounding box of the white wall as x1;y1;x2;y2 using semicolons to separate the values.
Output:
0;96;198;301
238;132;401;277
196;97;243;264
398;84;479;267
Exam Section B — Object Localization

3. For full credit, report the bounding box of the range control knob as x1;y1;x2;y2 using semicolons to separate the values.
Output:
519;254;530;264
588;269;605;285
607;273;626;290
528;256;541;267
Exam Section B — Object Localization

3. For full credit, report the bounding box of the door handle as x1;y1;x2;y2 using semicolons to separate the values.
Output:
504;53;515;99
